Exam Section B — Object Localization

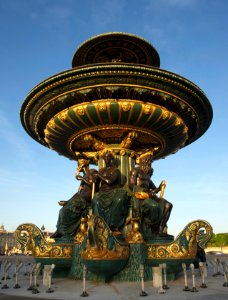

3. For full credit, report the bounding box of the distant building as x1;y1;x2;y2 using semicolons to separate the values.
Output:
0;225;20;255
0;224;6;234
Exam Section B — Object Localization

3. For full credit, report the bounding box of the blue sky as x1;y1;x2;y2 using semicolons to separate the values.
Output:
0;0;227;236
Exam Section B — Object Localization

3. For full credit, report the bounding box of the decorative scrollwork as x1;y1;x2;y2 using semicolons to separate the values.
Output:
120;131;138;149
147;219;213;259
15;223;73;259
121;101;132;112
143;104;153;115
15;223;46;250
81;215;129;260
196;220;213;249
98;102;107;111
83;134;107;151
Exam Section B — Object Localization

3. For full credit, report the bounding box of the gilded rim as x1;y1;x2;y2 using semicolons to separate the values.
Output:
44;100;188;160
21;64;212;161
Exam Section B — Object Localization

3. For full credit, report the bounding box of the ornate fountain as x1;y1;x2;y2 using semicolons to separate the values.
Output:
16;32;213;281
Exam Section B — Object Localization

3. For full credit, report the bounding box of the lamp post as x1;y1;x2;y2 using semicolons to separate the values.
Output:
199;262;207;288
80;265;89;297
190;263;198;292
139;264;147;296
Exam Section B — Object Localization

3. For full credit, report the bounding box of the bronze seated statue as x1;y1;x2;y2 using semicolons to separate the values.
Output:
52;150;172;241
91;150;129;236
51;159;97;238
129;152;173;238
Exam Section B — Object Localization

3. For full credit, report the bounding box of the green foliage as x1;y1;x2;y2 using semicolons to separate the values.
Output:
208;233;228;247
216;233;228;246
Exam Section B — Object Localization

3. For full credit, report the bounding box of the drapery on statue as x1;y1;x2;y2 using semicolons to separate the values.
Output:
129;152;173;237
51;159;97;238
92;150;129;236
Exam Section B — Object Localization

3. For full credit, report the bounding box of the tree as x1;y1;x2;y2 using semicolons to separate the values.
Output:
207;233;228;247
215;233;228;247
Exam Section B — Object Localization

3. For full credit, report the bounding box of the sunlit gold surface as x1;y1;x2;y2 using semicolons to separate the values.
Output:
43;99;188;161
125;218;144;244
159;180;166;198
134;192;150;200
147;220;213;259
81;215;129;260
74;217;88;244
20;62;212;162
15;223;72;259
120;131;138;149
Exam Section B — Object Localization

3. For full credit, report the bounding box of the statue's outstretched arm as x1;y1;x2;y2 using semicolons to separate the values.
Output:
75;174;91;186
58;201;67;206
149;180;166;198
75;169;98;186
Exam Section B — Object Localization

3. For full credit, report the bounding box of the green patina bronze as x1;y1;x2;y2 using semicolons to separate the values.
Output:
16;32;214;281
54;193;88;237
